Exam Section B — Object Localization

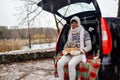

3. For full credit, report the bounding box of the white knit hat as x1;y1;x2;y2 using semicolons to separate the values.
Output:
70;16;81;26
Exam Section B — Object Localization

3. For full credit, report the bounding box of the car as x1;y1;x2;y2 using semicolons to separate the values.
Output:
99;17;120;80
37;0;119;80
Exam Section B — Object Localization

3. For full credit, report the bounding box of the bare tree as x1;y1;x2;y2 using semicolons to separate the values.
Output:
17;0;42;48
18;0;61;31
53;14;60;34
17;0;63;48
18;0;42;27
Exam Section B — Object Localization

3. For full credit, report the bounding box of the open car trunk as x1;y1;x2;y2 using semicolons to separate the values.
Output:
38;0;104;80
38;0;102;56
37;0;101;19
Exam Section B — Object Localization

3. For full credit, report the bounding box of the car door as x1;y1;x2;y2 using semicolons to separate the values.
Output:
37;0;101;19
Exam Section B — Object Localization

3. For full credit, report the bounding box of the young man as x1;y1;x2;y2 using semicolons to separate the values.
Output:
57;16;92;80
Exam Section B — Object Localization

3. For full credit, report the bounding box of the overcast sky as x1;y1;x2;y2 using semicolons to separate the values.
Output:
0;0;119;29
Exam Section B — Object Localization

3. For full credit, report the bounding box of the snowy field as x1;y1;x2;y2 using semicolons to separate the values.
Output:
0;43;57;80
21;42;56;50
0;59;56;80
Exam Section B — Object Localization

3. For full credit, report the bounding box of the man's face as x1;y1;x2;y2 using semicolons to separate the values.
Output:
71;21;78;29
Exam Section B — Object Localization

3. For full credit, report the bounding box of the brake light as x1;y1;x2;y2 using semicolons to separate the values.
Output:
101;18;112;55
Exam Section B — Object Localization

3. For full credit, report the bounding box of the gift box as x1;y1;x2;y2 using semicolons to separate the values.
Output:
54;52;100;80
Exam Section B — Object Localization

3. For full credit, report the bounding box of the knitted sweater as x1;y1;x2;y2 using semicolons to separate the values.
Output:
64;30;92;53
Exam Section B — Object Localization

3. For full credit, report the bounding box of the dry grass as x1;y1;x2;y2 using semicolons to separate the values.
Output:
31;39;55;44
0;39;56;52
0;39;28;52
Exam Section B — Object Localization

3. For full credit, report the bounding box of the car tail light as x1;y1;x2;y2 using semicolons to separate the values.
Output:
101;18;112;55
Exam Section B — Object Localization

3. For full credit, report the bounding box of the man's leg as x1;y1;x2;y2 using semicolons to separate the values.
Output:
68;55;82;80
57;55;71;80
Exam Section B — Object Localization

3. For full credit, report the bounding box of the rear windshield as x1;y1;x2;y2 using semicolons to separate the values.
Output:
57;2;96;17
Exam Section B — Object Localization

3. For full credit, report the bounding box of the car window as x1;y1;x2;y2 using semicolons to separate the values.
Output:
57;2;96;17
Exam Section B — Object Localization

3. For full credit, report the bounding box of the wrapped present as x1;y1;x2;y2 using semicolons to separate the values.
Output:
54;52;100;80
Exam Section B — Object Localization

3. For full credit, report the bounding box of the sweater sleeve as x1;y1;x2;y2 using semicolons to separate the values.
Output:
83;31;92;52
64;42;68;49
63;41;71;49
84;40;92;52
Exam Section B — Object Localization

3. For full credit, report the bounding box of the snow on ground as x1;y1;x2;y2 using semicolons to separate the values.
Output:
21;42;56;50
0;42;57;80
0;59;56;80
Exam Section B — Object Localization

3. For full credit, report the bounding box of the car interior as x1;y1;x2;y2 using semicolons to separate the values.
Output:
56;12;101;57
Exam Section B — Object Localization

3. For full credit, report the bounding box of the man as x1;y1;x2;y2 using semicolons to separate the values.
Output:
57;16;92;80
